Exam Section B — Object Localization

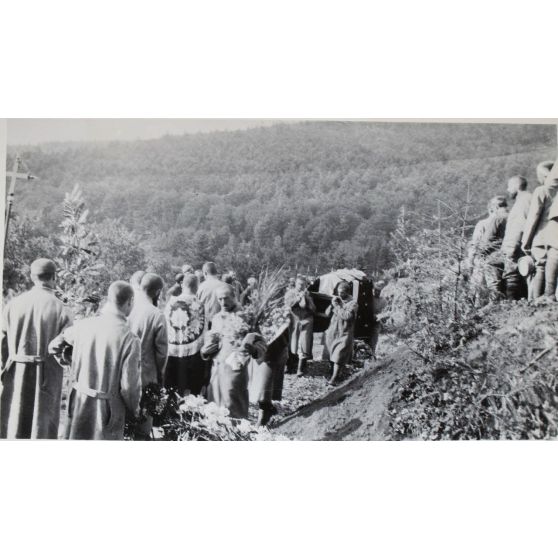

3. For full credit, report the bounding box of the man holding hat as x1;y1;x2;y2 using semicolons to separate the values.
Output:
0;258;73;439
48;281;142;440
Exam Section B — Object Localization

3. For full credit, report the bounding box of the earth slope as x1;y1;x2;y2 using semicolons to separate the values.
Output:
274;348;419;441
272;301;558;441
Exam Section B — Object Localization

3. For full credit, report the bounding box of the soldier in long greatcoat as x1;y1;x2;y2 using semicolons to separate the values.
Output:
49;281;142;440
128;273;168;439
0;259;73;439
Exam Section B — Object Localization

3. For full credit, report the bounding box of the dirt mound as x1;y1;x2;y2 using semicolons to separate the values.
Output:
273;348;419;440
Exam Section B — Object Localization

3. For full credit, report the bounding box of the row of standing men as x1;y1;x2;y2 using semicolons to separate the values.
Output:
466;159;558;303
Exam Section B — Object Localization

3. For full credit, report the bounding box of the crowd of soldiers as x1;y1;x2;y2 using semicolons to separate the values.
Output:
0;260;359;440
465;159;558;303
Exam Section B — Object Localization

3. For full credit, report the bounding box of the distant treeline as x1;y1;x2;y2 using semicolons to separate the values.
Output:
6;121;556;285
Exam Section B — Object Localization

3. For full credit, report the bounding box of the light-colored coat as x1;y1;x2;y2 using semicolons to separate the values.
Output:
128;292;168;386
522;183;558;251
0;286;72;439
545;193;558;250
49;304;141;440
501;190;532;259
546;219;558;250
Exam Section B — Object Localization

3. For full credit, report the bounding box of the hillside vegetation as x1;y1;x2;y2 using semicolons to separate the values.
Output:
4;121;557;440
6;121;556;288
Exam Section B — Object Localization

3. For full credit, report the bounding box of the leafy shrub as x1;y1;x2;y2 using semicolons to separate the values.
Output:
4;184;149;318
388;303;558;440
3;216;58;296
55;184;107;317
382;194;489;362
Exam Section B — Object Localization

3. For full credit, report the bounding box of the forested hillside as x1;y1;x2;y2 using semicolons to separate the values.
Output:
5;121;556;286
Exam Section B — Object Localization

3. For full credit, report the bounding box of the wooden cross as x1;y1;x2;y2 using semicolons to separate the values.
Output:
4;154;37;252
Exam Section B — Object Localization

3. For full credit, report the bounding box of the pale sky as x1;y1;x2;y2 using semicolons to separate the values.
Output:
6;119;291;146
7;119;557;147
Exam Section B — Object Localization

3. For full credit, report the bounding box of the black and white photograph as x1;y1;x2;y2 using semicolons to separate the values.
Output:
2;2;557;557
2;118;557;441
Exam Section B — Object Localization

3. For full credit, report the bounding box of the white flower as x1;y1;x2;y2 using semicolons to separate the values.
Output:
236;419;253;434
179;394;206;413
203;401;230;419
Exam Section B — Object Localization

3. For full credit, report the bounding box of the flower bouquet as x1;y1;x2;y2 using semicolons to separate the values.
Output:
222;313;252;348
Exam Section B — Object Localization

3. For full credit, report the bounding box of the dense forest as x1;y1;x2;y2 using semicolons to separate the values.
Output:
5;121;557;288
